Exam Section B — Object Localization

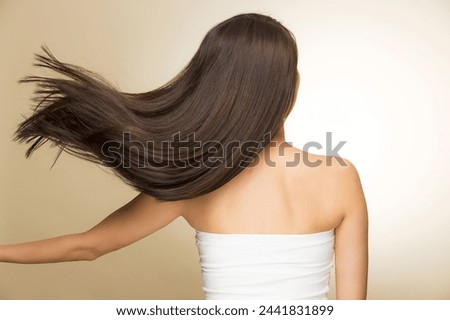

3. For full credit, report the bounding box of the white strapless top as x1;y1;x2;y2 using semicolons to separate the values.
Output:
195;229;335;300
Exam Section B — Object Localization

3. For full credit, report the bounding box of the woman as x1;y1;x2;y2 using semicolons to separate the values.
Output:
0;13;367;299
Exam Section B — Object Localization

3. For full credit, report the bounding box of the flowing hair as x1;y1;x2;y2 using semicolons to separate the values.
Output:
14;13;299;201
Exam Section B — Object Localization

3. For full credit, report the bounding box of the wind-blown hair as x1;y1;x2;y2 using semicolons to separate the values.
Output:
15;13;299;201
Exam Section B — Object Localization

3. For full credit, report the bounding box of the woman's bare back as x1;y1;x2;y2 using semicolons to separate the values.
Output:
182;142;349;235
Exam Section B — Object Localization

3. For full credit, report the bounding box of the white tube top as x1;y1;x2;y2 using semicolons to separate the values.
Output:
195;229;335;300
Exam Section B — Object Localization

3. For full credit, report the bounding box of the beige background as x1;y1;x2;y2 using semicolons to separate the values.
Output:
1;0;449;299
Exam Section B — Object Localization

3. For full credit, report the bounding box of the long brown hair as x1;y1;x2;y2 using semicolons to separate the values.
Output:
15;13;299;201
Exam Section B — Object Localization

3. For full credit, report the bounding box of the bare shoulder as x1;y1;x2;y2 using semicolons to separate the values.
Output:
286;147;359;179
285;147;366;222
312;152;367;224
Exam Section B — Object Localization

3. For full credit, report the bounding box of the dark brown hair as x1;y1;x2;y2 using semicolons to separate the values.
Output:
15;13;299;201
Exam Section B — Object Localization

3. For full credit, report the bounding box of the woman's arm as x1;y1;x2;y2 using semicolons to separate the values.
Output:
334;161;368;299
0;193;184;263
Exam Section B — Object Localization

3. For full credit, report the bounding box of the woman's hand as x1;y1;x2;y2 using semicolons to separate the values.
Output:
0;193;184;263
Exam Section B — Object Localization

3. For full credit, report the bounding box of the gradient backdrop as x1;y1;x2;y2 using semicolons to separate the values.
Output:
0;0;449;299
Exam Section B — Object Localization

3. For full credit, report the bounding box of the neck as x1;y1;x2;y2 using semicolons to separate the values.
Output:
272;126;286;143
256;126;288;163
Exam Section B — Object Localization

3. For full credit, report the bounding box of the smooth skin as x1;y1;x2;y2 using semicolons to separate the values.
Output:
0;127;368;299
